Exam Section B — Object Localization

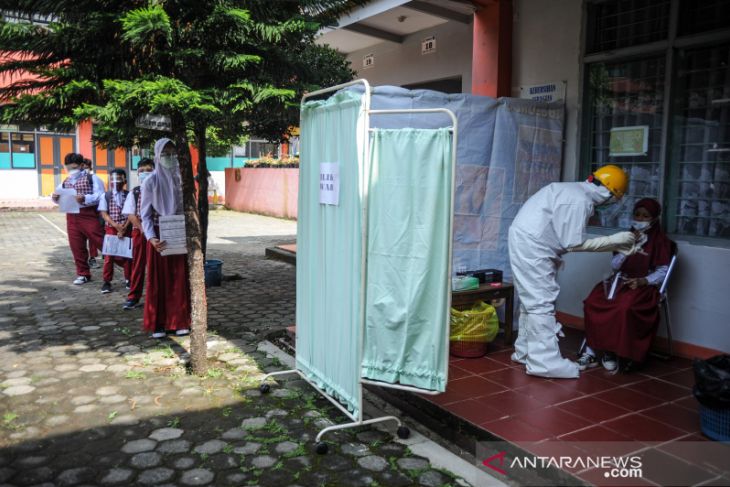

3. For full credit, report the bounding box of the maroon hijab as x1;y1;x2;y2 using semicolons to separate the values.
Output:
633;198;672;269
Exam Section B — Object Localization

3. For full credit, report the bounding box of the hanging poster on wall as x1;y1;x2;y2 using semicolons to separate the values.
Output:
319;162;340;205
609;125;649;156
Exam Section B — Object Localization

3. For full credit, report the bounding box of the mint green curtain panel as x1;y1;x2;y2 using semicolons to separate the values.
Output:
362;128;453;392
296;91;365;418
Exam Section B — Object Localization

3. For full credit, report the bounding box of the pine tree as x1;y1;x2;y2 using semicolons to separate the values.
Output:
0;0;364;374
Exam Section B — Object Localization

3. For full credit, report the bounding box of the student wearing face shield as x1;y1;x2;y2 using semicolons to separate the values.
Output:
139;139;191;338
98;168;132;294
508;165;640;379
579;198;673;372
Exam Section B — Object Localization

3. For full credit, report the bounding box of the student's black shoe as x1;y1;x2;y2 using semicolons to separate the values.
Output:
122;299;139;310
125;280;131;290
101;282;112;294
88;257;100;269
73;276;90;285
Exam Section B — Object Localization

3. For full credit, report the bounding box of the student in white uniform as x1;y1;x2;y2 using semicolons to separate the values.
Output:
97;168;131;294
121;158;155;310
81;157;105;269
51;153;105;284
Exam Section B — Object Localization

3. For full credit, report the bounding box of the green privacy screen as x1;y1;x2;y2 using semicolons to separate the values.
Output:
362;129;453;392
296;90;366;418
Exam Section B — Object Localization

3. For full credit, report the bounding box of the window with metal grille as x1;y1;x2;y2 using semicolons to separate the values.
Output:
583;0;730;242
587;0;670;54
678;0;730;36
585;58;666;228
667;43;730;238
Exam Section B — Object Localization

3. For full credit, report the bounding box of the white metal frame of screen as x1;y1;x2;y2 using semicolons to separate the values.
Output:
259;79;457;453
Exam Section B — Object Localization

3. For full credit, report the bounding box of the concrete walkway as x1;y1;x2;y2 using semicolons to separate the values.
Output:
0;209;503;487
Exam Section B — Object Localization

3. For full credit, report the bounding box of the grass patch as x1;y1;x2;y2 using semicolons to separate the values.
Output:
167;417;181;428
264;419;286;435
283;444;306;458
405;467;429;480
207;368;224;379
2;412;20;430
157;345;175;358
244;434;290;445
125;370;146;380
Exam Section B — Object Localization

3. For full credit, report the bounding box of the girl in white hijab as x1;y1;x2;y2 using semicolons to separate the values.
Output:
140;137;183;243
140;138;191;338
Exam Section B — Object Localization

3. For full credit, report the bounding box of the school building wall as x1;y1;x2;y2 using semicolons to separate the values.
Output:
508;0;730;354
0;169;38;198
334;0;730;356
345;19;474;93
0;120;243;200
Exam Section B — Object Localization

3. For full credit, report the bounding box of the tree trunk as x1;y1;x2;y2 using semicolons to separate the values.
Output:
195;124;209;259
172;124;208;376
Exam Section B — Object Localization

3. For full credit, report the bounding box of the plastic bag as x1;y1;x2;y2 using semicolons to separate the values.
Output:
449;301;499;343
693;354;730;408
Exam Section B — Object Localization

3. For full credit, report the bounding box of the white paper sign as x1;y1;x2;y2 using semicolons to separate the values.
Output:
319;162;340;206
102;234;133;259
159;214;188;256
57;188;80;214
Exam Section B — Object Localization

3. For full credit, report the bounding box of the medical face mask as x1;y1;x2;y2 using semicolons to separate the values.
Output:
67;168;80;176
632;220;653;232
602;195;616;206
159;155;177;169
138;172;151;184
593;184;616;207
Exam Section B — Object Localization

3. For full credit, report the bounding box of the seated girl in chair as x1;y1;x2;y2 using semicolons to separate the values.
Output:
578;198;674;372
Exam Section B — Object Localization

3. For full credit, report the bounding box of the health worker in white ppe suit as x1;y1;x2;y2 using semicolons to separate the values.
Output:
508;165;639;379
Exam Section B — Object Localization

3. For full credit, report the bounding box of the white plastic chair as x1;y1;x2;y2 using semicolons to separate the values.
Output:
657;241;678;357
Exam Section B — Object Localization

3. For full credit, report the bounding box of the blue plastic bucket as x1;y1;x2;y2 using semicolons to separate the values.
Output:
204;259;223;287
699;404;730;442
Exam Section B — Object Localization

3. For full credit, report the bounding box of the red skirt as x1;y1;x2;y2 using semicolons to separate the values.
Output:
143;242;191;332
583;282;661;362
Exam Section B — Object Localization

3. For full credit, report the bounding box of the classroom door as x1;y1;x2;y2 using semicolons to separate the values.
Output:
37;135;75;196
93;146;129;187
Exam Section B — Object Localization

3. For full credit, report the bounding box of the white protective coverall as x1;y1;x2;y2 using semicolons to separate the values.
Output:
508;181;616;379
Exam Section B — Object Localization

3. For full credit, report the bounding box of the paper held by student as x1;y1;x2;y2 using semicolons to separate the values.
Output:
57;188;80;214
102;234;133;259
159;214;187;256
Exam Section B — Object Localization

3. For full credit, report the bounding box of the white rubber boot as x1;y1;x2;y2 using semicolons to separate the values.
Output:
510;310;528;365
524;314;579;379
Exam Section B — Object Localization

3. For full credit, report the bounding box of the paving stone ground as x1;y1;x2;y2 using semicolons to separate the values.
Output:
0;210;468;487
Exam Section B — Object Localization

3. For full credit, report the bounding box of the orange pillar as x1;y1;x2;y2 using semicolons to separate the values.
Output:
77;120;94;160
471;0;512;98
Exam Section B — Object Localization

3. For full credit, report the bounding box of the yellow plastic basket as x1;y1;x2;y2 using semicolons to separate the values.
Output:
449;301;499;358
